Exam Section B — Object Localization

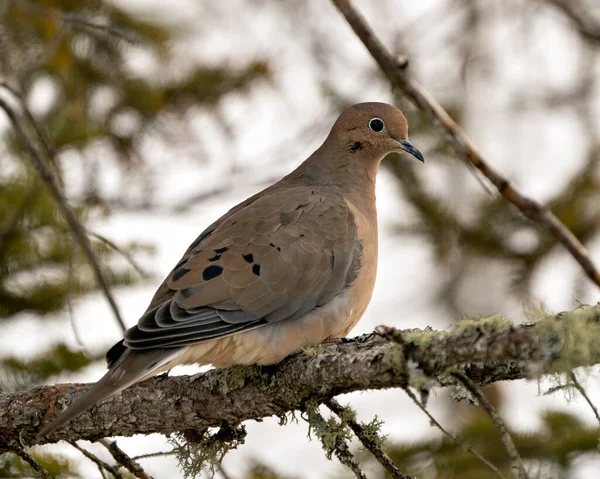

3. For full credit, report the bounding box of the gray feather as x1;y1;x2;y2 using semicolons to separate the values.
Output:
39;348;180;437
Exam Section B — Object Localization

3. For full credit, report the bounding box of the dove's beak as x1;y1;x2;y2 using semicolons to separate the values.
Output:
398;139;424;163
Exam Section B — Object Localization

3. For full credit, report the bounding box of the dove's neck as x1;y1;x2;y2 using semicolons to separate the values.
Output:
286;142;380;217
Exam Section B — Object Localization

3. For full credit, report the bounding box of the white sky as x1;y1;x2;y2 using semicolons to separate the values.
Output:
3;0;600;478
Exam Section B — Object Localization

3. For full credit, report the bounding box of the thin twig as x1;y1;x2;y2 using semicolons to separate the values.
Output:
0;81;61;183
324;398;411;479
330;0;600;291
100;438;153;479
67;247;87;350
569;372;600;426
543;383;571;396
402;388;507;479
89;231;151;278
307;407;367;479
0;96;127;333
218;465;234;479
452;373;529;479
99;465;110;479
12;445;53;479
132;450;176;461
69;440;124;479
13;0;143;45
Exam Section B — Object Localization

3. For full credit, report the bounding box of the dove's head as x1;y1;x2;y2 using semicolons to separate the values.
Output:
328;102;424;163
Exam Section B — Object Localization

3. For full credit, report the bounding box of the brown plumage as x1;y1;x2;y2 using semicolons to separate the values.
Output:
39;102;424;436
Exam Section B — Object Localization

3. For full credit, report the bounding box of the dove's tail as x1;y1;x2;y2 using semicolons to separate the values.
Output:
39;346;182;437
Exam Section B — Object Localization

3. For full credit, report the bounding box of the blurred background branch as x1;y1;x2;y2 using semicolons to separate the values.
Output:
331;0;600;291
324;398;412;479
0;93;127;332
452;373;529;479
1;0;600;477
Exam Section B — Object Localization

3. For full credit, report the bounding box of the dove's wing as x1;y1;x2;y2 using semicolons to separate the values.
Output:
121;186;361;352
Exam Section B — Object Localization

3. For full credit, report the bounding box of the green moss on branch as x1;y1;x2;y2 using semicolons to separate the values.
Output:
1;304;599;448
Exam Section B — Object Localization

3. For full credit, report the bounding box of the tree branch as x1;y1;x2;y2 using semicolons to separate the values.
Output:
0;95;127;333
452;373;529;479
568;371;600;426
306;404;367;479
99;439;153;479
88;231;151;279
324;398;411;479
12;445;53;479
402;388;507;479
1;305;599;448
0;82;60;179
330;0;600;291
69;441;125;479
13;0;144;45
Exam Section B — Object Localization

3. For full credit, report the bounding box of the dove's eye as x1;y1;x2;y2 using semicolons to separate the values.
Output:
368;118;385;132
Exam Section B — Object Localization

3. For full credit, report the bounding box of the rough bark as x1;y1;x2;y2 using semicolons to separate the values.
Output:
1;304;599;449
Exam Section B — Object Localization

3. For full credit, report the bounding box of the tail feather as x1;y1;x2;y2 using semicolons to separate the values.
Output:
39;347;181;437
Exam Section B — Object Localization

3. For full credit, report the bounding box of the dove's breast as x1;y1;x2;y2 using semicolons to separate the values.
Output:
331;197;378;336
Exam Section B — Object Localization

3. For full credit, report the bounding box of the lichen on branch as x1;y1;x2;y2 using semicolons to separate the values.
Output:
0;304;599;449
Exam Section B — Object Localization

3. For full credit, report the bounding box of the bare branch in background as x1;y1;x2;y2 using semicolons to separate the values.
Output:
306;405;368;479
0;82;59;179
69;441;125;479
89;231;151;279
13;0;144;45
67;248;87;350
453;373;529;479
568;371;600;426
0;95;127;333
402;388;507;479
12;445;53;479
2;304;599;448
132;450;176;461
218;465;234;479
99;439;153;479
324;398;411;479
169;175;281;214
545;0;600;46
330;0;600;291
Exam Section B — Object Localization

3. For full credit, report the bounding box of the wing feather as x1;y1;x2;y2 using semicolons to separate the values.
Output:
122;187;361;352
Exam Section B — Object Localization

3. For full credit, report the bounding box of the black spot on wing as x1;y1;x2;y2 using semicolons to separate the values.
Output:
252;264;261;276
214;247;228;254
208;254;221;262
173;268;191;281
189;227;215;250
243;253;254;263
203;265;223;281
175;258;188;269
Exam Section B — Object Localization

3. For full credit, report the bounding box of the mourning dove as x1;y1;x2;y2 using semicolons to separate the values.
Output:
40;102;423;436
